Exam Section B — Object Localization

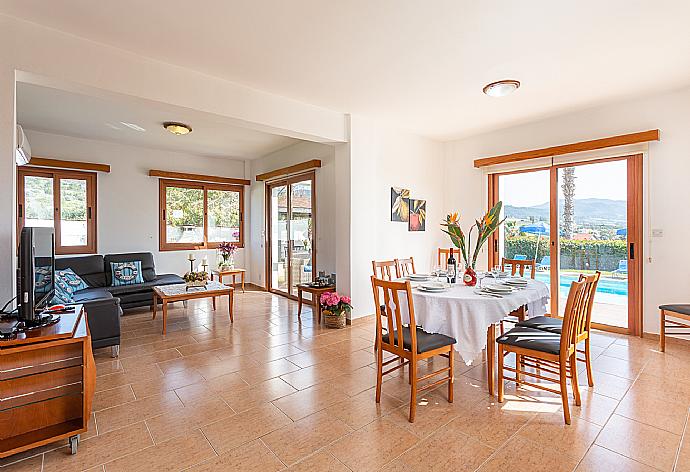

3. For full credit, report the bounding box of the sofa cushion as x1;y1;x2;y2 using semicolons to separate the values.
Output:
54;268;89;303
110;261;145;286
55;255;107;287
104;253;156;284
73;287;114;303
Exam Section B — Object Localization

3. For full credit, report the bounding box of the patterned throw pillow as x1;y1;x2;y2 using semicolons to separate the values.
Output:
110;261;144;286
53;268;89;303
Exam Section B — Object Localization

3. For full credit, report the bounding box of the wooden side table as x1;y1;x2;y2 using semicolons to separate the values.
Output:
211;268;246;293
296;284;335;325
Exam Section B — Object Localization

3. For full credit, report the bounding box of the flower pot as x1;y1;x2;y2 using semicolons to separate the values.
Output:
463;266;477;286
185;280;207;288
323;309;347;329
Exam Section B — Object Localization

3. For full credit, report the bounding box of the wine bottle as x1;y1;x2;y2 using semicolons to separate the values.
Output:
447;248;457;284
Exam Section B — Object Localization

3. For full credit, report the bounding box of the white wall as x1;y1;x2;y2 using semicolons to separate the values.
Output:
443;85;690;335
348;116;446;318
25;130;249;276
248;141;336;287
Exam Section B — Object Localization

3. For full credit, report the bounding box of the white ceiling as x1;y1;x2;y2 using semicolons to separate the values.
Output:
16;83;299;159
4;1;690;139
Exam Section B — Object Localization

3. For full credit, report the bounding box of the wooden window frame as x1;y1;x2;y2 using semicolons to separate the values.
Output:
159;179;244;251
17;167;98;255
487;154;643;336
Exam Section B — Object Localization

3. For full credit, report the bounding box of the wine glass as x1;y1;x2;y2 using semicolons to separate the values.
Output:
477;271;486;289
492;265;501;279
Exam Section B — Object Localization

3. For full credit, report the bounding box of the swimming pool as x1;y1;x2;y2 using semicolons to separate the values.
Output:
534;272;628;297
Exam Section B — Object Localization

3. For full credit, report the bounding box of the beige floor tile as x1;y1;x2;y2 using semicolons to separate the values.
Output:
201;403;292;454
42;422;152;472
145;395;235;443
591;354;647;380
237;358;301;385
103;429;215;472
130;368;205;398
595;414;681;471
186;439;284;472
452;399;535;448
381;418;493;472
384;390;459;438
517;412;601;461
328;418;419;472
576;445;658;472
95;359;124;377
220;377;297;412
286;450;350;472
272;383;349;421
280;363;345;390
0;455;43;472
195;354;260;379
95;391;183;433
262;411;353;465
325;388;403;430
616;387;689;434
570;390;619;426
477;435;579;472
93;385;135;412
579;370;634;400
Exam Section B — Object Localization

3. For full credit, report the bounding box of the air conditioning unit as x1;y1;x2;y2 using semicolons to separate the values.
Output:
16;125;31;165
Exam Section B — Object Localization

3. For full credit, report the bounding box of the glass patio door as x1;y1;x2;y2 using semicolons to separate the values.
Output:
490;154;643;335
267;172;315;297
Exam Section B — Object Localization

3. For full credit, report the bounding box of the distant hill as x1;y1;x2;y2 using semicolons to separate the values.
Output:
505;198;626;225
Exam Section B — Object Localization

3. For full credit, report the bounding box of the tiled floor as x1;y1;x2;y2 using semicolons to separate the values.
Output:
3;290;690;471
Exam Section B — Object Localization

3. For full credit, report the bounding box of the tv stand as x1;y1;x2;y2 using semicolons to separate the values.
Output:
0;305;95;458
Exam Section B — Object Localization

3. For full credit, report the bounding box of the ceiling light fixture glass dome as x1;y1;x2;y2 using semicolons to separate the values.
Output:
483;80;520;97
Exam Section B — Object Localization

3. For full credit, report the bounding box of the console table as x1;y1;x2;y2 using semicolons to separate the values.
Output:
296;284;335;325
0;306;96;458
211;268;246;293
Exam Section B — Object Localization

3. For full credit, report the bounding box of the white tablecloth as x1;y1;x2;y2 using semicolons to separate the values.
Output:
399;278;550;365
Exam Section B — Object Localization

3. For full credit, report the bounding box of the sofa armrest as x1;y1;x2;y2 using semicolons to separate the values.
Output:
82;297;122;347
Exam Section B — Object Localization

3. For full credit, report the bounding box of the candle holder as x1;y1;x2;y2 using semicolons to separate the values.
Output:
187;253;196;273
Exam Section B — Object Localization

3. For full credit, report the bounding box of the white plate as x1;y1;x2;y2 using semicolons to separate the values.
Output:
483;285;513;294
504;278;528;285
419;286;448;293
421;282;449;290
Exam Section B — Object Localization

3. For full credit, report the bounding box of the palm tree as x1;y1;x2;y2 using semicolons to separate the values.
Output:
561;167;576;239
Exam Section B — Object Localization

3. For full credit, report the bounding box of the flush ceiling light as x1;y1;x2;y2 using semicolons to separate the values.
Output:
483;80;521;97
163;122;192;135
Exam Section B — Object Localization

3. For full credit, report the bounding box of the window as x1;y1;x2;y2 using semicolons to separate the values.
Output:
159;179;244;250
17;168;97;254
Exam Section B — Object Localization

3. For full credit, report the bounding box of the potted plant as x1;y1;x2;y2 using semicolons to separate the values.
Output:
183;271;209;288
217;241;238;270
441;201;506;286
320;291;352;329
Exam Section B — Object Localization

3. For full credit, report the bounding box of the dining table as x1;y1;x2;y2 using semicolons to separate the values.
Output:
397;275;550;396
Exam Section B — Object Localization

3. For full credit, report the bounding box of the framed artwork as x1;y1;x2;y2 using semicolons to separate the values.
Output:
408;199;426;231
391;187;410;222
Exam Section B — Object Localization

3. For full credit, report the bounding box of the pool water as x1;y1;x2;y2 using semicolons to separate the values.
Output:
534;272;628;297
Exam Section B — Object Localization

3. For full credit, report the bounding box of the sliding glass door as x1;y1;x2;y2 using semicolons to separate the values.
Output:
266;172;316;297
489;155;643;334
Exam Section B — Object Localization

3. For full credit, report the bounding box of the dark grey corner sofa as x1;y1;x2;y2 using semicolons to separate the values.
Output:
56;252;185;356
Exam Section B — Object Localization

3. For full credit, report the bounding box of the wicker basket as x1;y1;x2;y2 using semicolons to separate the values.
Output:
323;309;347;329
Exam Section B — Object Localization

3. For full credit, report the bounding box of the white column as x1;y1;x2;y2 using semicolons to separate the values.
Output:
0;68;16;302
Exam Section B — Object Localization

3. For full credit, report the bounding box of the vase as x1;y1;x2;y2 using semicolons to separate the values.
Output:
463;266;477;286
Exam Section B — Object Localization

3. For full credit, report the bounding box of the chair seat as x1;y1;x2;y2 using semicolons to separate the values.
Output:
388;326;456;354
515;315;562;334
660;304;690;316
496;326;561;355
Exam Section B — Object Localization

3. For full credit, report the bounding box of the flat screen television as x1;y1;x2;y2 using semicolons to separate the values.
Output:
17;227;55;322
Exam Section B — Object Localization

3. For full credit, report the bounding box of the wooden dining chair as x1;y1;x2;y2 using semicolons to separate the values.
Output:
496;279;588;424
371;276;456;422
438;248;461;270
515;271;601;387
372;260;399;280
395;257;416;277
501;257;536;279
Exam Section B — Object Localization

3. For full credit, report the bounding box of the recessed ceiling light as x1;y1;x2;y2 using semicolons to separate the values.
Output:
120;122;146;132
483;80;520;97
163;122;192;135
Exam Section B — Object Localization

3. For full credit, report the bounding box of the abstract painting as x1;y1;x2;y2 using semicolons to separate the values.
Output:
408;199;426;231
391;187;410;222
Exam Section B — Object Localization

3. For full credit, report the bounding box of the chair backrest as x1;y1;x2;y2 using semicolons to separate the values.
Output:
371;276;417;356
372;260;399;280
501;257;536;279
579;271;601;333
395;257;416;277
559;280;589;356
438;248;461;269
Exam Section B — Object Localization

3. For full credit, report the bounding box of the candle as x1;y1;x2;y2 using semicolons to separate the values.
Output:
188;252;195;261
202;256;208;265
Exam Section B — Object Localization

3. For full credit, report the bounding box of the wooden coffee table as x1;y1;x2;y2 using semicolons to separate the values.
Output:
211;268;246;293
296;283;335;325
152;281;234;334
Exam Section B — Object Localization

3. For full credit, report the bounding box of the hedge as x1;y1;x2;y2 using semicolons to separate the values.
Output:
505;236;627;272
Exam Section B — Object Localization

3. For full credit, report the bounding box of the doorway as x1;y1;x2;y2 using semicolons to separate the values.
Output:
266;172;316;298
488;154;643;335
